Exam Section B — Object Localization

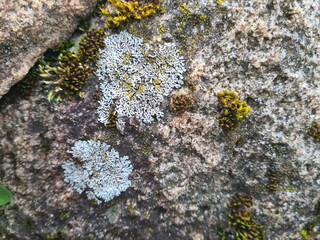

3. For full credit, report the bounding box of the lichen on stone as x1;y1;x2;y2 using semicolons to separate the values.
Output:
96;31;186;130
62;140;132;203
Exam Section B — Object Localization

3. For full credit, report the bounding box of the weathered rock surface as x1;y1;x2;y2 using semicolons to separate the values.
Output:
0;0;97;99
0;0;319;239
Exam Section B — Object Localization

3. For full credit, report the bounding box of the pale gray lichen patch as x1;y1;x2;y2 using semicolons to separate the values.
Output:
62;140;132;203
96;31;186;130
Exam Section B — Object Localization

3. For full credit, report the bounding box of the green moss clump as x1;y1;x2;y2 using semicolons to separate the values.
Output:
308;122;320;141
220;194;264;240
300;198;320;239
43;39;75;64
217;90;250;131
106;108;118;128
266;169;285;192
13;64;40;98
170;93;193;113
39;52;90;101
300;229;308;239
79;28;106;62
230;195;264;239
46;231;67;240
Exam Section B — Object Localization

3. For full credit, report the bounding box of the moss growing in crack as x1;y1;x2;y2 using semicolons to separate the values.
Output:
79;28;106;62
170;93;193;113
217;90;250;131
77;16;91;32
43;39;75;64
13;64;40;98
39;52;90;101
219;194;264;240
308;122;320;142
100;0;162;28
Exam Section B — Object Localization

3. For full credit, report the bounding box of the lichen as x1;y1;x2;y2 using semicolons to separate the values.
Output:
96;31;185;130
62;140;132;203
217;90;250;131
100;0;162;28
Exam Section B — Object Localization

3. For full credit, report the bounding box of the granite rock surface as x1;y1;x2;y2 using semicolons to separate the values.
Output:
0;0;97;99
0;0;319;239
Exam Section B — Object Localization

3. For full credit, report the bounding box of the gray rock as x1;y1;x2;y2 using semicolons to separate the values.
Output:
0;0;97;99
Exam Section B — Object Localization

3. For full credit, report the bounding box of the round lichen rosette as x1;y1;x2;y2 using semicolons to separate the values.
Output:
96;31;186;130
62;140;132;203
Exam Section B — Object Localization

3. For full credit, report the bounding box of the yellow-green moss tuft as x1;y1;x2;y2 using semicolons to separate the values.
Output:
39;52;90;101
217;90;250;131
79;28;106;62
100;0;162;28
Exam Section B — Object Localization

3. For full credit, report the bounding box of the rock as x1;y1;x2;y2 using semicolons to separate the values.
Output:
0;0;97;99
0;0;319;239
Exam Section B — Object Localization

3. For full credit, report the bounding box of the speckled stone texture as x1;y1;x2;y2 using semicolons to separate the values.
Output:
0;0;319;239
0;0;97;99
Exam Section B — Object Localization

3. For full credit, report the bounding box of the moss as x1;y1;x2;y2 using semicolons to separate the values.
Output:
59;212;70;220
100;0;162;28
13;64;40;98
88;233;97;239
300;229;308;239
46;231;67;240
77;17;91;32
266;169;285;192
300;198;320;239
308;122;320;142
92;91;102;102
170;93;193;113
22;218;35;230
43;39;75;64
217;90;250;131
284;8;296;18
39;52;90;101
158;24;166;34
79;28;106;62
172;4;210;47
219;194;264;240
315;199;320;214
106;108;118;128
215;0;224;7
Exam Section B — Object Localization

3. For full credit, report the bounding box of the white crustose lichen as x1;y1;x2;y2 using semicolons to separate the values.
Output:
96;31;186;130
62;140;132;203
